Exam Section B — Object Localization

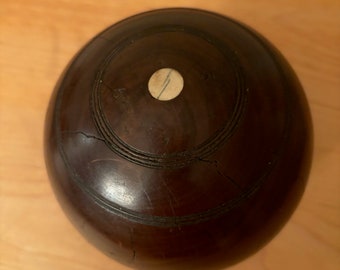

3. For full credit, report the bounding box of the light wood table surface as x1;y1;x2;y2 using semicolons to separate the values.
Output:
1;1;339;269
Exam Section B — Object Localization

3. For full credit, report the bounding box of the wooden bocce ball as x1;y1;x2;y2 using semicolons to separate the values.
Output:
45;8;312;270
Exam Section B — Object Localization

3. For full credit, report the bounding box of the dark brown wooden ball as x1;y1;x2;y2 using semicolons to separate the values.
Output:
45;8;312;270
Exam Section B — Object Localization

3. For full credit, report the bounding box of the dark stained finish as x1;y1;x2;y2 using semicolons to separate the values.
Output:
44;8;313;270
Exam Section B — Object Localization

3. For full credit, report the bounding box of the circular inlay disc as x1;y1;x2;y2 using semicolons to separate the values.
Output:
148;68;184;101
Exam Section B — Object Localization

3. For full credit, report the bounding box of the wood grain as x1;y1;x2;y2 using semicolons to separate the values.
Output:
1;1;339;270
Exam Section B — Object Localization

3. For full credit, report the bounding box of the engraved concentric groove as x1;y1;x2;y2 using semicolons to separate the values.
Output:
91;25;248;169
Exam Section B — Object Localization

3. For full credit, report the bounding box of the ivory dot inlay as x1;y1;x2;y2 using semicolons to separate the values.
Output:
148;68;184;101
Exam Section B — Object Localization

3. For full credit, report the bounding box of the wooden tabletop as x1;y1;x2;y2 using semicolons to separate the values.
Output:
1;1;339;269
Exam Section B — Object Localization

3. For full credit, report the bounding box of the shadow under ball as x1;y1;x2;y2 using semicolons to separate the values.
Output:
44;8;313;270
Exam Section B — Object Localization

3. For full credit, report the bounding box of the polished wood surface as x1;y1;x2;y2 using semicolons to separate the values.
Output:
1;1;339;270
44;8;312;269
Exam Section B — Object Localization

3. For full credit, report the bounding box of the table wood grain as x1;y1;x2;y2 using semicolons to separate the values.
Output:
1;1;339;269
